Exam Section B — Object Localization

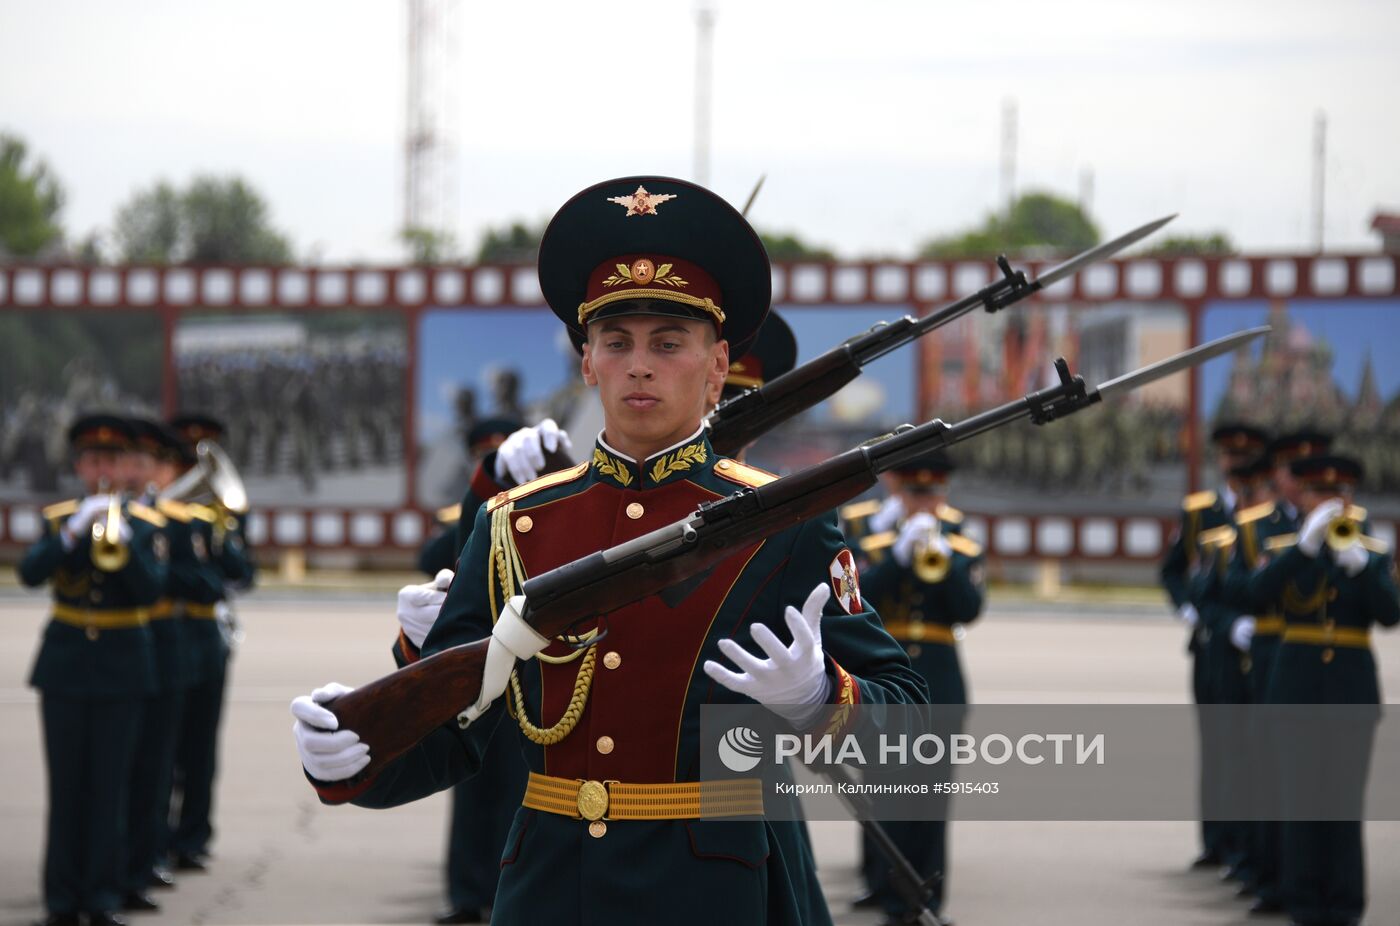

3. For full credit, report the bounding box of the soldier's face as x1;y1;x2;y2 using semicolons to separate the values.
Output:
1300;486;1350;514
152;460;179;490
124;451;157;492
1273;464;1300;506
899;485;946;515
581;316;728;454
74;449;120;493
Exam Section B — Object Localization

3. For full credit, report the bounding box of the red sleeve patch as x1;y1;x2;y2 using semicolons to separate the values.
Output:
829;548;862;614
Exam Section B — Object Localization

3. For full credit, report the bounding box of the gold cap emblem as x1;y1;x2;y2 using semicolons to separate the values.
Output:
607;185;676;217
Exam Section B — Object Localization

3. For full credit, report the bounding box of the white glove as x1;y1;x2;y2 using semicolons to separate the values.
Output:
1176;604;1200;629
1298;498;1345;557
1230;616;1255;652
291;683;369;782
492;419;573;487
1335;542;1369;577
396;568;453;648
458;595;549;729
61;495;115;549
868;495;905;534
704;583;834;729
892;512;941;568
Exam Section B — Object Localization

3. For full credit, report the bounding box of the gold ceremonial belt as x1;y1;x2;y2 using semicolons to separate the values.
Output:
1253;617;1286;636
183;602;218;619
1282;625;1371;649
880;621;956;645
522;772;764;822
52;604;150;630
150;600;175;620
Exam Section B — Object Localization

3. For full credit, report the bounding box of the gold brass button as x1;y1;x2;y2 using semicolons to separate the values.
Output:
625;502;644;520
717;460;731;470
1322;648;1334;664
515;516;533;533
588;820;607;838
85;627;99;642
907;644;923;658
596;735;615;755
576;779;609;821
603;651;622;670
908;622;925;641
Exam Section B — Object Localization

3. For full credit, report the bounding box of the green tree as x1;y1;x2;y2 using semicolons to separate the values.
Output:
0;133;65;259
758;231;835;262
400;226;459;264
113;175;293;264
1139;232;1236;257
475;221;543;264
918;191;1100;259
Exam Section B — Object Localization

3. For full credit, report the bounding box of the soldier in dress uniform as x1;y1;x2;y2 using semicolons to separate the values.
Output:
18;414;169;926
1216;432;1325;914
118;420;213;910
1159;422;1267;870
1245;455;1397;926
850;451;983;926
292;175;927;925
166;413;257;872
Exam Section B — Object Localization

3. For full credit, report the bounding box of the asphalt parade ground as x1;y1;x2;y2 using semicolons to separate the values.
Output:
0;587;1396;926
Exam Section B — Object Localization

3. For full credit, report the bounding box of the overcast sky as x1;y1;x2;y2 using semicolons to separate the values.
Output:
2;0;1397;262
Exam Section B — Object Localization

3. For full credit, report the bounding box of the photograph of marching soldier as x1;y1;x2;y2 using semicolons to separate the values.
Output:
292;175;931;925
17;415;168;926
1242;455;1398;926
163;413;256;874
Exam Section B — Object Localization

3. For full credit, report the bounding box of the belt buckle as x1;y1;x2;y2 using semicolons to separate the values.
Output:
576;779;610;821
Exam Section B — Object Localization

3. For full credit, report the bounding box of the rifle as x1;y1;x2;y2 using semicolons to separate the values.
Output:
705;214;1175;456
328;326;1265;780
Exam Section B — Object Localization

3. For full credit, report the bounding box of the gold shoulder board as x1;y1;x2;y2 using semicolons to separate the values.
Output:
436;503;463;524
127;501;168;527
859;530;896;552
936;503;965;524
487;461;590;513
185;503;220;523
840;499;882;521
42;499;79;521
155;499;193;523
1360;535;1390;555
1236;502;1275;525
1264;533;1298;552
714;458;778;489
1199;525;1237;548
1184;490;1218;512
947;533;982;557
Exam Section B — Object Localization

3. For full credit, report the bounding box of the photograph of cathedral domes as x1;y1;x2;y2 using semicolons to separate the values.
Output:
1204;299;1400;511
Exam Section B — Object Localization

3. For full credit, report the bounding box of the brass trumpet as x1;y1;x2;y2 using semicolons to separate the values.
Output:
1326;515;1361;553
90;489;130;572
161;439;249;555
913;519;951;583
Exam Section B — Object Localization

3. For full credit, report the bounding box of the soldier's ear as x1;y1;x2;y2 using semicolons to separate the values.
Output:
580;343;598;386
709;338;730;386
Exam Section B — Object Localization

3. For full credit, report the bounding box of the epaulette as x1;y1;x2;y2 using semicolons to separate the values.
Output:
436;503;462;525
1199;525;1237;549
155;499;194;523
840;499;882;521
947;533;982;557
184;503;219;523
1360;535;1390;555
1264;533;1298;552
1184;490;1218;512
127;501;168;527
714;458;777;489
859;531;895;553
43;499;79;521
936;503;965;525
487;461;590;513
1236;502;1275;525
1346;504;1368;522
